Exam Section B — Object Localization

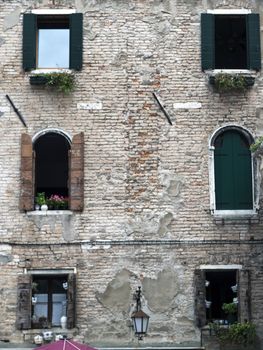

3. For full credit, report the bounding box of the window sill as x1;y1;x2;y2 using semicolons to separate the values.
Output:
212;210;258;222
208;71;256;88
30;68;73;74
27;210;73;216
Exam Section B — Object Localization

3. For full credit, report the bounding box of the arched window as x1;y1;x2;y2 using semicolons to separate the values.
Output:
34;132;70;198
210;126;256;213
20;131;84;212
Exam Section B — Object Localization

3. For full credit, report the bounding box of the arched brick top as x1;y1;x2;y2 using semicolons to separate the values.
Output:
32;128;72;145
209;125;254;148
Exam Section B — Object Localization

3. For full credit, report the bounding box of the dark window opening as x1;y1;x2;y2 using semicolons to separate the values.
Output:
32;275;68;328
205;270;237;322
215;15;247;69
34;132;70;198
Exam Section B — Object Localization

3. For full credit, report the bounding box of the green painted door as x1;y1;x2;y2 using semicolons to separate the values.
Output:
214;131;253;210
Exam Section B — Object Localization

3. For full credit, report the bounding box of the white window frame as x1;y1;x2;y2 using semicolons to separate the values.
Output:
208;124;258;218
30;9;76;73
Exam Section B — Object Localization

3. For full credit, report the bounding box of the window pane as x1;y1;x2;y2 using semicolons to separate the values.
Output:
38;29;69;68
52;294;67;325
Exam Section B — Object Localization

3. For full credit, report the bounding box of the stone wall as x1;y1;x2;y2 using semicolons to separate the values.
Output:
0;0;263;348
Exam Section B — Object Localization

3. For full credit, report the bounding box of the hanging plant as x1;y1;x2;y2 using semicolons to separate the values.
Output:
209;73;254;92
30;72;75;94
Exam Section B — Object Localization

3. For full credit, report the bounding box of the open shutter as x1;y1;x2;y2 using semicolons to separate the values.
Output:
17;275;32;330
23;14;37;70
70;13;83;70
20;134;34;211
237;269;251;322
194;269;206;327
247;14;261;71
67;274;76;329
201;13;215;71
69;132;84;211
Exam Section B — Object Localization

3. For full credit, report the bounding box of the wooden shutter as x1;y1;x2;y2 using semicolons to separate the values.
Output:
70;13;83;70
201;13;215;71
247;14;261;71
238;269;251;322
23;14;37;71
20;134;34;212
17;274;32;330
69;132;84;211
67;274;76;329
214;131;253;210
194;269;206;327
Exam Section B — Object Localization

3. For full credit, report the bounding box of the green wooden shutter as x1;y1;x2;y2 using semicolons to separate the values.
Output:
70;13;83;70
201;13;215;71
247;14;261;71
23;14;37;70
214;131;253;210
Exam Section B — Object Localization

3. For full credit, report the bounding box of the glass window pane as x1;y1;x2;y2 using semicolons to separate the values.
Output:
38;29;69;68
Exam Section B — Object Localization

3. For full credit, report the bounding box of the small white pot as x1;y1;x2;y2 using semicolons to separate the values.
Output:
60;315;67;329
41;204;48;211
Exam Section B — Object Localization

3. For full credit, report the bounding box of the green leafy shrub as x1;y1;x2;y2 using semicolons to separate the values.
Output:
34;72;75;93
250;136;263;153
214;73;247;92
212;322;256;345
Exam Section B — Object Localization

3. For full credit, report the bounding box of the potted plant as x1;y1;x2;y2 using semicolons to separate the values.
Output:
35;192;48;211
47;194;69;210
209;73;254;92
222;302;238;324
30;72;75;94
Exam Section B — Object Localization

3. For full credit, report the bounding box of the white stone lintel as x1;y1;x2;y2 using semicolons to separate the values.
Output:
200;264;242;270
207;9;251;15
77;102;103;110
31;9;76;15
173;102;202;110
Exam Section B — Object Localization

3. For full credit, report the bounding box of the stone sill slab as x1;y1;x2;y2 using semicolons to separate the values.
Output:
26;210;73;216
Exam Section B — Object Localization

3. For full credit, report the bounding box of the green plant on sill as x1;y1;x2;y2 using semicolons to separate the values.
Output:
35;192;46;206
211;322;256;346
250;136;263;153
222;302;238;315
214;73;247;92
36;72;75;94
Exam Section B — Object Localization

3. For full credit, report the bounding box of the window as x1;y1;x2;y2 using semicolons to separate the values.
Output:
201;12;261;71
23;12;83;70
32;275;67;327
194;268;251;327
205;270;237;323
17;272;76;330
209;126;255;214
20;131;84;212
34;132;70;198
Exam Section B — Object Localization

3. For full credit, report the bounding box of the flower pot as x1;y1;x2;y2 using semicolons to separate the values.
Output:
60;315;67;329
41;204;48;211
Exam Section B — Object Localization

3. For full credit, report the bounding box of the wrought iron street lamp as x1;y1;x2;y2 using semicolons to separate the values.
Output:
131;287;149;340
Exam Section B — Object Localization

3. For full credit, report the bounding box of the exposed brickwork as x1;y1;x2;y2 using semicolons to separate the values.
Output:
0;0;263;349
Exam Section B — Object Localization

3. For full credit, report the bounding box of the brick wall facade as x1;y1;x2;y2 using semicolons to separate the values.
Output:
0;0;263;348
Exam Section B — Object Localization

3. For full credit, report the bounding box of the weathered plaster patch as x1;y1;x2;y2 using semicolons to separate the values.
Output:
157;212;173;236
143;268;190;314
0;254;13;265
96;269;132;311
3;7;21;31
